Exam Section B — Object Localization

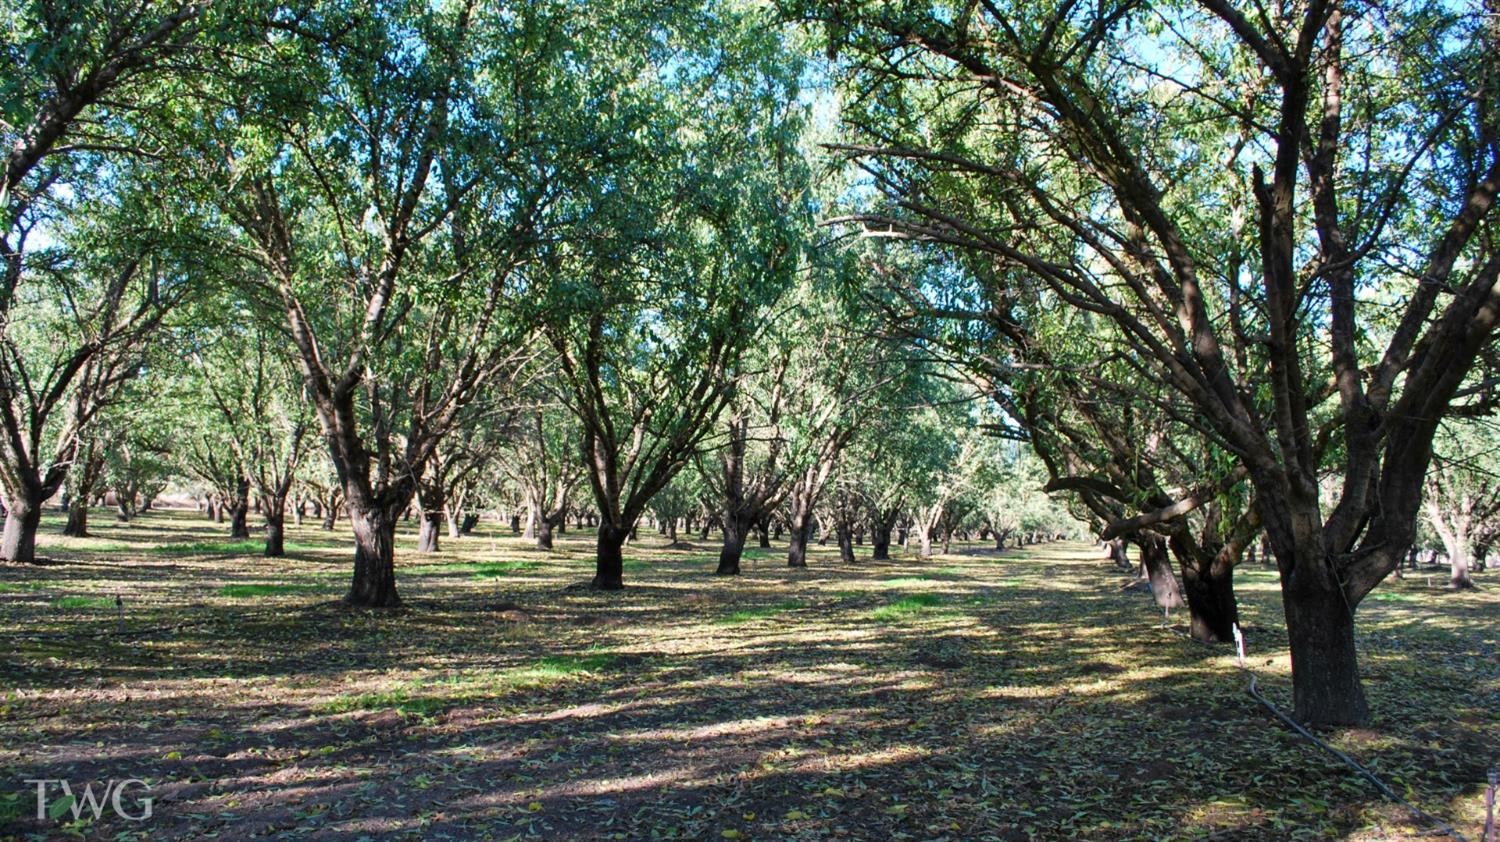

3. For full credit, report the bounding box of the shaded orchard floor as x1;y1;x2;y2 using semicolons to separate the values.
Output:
1;510;1496;840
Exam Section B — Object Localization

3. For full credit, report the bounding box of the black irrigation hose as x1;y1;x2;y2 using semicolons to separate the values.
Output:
1159;621;1471;840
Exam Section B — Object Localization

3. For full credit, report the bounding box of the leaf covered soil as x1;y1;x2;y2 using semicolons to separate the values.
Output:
1;511;1496;840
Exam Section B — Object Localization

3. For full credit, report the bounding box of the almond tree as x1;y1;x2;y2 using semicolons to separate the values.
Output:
0;0;238;562
811;0;1500;725
176;1;620;605
543;5;811;589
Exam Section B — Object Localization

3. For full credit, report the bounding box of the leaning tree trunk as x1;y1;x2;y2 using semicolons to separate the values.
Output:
593;522;628;590
0;491;44;563
346;502;400;607
1135;535;1185;614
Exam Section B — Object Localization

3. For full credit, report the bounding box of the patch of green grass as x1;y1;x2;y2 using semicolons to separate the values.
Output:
155;539;309;554
406;560;541;577
52;596;116;610
1366;591;1418;603
519;653;617;678
882;576;936;587
472;561;541;578
623;557;650;572
217;583;323;598
77;541;134;552
870;593;946;622
315;655;618;717
0;581;47;593
717;600;805;625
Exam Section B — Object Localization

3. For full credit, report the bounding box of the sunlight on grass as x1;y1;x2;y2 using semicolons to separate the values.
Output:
870;593;946;621
0;581;47;593
154;539;311;554
406;560;541;577
217;583;324;598
51;596;115;610
717;600;805;625
315;654;619;717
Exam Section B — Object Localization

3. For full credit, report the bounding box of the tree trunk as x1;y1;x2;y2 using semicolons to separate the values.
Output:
1136;535;1185;613
871;524;892;560
1281;576;1368;726
64;503;89;538
1;493;44;563
509;512;521;534
593;522;627;590
321;502;337;531
265;513;286;558
445;505;460;540
835;521;856;564
787;501;813;568
346;504;400;607
916;525;934;559
1450;550;1475;589
229;480;251;538
717;514;751;575
460;513;478;535
1181;560;1238;642
756;517;771;549
417;509;440;553
229;502;250;538
537;514;556;550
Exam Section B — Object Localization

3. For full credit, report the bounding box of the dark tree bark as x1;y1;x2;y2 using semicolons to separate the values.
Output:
787;498;813;568
1181;560;1238;642
835;520;856;564
64;502;89;538
536;514;559;550
347;502;400;607
717;513;753;575
229;478;251;539
62;446;106;538
264;513;286;558
593;522;627;590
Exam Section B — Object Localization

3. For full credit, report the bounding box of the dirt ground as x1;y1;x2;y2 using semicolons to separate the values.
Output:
2;510;1496;840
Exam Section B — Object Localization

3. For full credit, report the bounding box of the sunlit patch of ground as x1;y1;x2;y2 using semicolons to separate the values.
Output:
1;509;1496;840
